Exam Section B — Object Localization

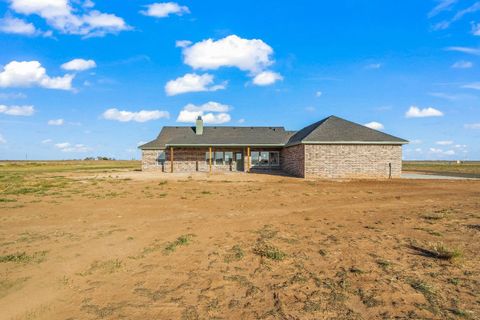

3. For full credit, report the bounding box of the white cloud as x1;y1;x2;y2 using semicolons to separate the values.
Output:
237;118;245;124
315;91;322;97
452;60;473;68
177;101;231;124
365;63;382;69
55;142;91;152
428;0;457;18
141;2;190;18
252;71;283;86
436;140;453;145
61;58;96;71
445;46;480;55
0;134;6;144
48;118;64;126
175;40;192;48
182;35;274;73
41;138;52;144
473;23;480;36
364;121;384;130
410;139;422;144
102;108;169;122
462;82;480;90
405;106;444;118
305;106;316;112
0;61;74;90
0;15;36;35
0;104;34;116
165;73;226;96
0;92;26;100
464;123;480;129
429;147;455;156
8;0;129;37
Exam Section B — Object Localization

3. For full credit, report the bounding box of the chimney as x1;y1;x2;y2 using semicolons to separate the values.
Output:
195;116;203;135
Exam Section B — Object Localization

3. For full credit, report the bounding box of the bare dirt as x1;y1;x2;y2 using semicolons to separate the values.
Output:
1;170;479;319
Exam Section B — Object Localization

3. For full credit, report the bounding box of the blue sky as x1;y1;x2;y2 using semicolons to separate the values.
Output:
0;0;479;160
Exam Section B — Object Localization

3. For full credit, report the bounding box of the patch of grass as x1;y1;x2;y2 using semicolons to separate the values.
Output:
409;279;437;311
80;259;123;276
349;266;364;274
376;259;391;270
164;234;195;254
0;277;29;299
200;191;211;195
414;227;443;237
224;245;244;263
409;243;462;261
421;210;450;221
466;224;480;231
0;198;17;203
0;251;47;264
253;242;286;261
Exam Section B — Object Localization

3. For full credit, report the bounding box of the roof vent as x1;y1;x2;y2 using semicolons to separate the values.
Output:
195;116;203;135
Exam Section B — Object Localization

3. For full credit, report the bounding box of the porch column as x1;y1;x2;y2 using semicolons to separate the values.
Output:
247;146;250;172
209;147;212;173
170;146;174;173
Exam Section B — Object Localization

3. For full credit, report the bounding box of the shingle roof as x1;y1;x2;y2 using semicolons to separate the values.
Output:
286;116;407;146
139;126;294;149
139;115;407;150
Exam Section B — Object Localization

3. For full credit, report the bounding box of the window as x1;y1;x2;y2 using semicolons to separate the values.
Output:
205;151;212;164
269;152;279;166
224;152;233;164
251;151;260;165
157;151;166;165
215;151;224;165
260;151;269;165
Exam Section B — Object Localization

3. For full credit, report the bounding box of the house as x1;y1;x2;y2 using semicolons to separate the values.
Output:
139;115;408;178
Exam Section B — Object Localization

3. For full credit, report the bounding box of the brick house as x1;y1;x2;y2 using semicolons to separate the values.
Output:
139;115;408;178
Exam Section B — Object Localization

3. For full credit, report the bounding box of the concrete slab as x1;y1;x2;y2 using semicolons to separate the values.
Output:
402;173;478;180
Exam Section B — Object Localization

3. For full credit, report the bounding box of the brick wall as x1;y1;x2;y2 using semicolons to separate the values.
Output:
303;144;402;179
281;144;305;177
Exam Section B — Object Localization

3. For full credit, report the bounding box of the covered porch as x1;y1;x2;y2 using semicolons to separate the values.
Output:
157;146;282;173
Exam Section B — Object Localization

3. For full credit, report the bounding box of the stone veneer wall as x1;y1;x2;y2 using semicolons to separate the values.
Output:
281;144;305;178
303;144;402;179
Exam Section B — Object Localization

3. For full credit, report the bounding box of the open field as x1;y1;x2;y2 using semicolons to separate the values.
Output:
403;161;480;179
1;162;479;319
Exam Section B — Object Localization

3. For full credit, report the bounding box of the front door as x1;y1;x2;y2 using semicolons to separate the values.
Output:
235;152;244;171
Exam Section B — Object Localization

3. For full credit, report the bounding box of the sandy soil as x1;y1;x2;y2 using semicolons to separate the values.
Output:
1;171;479;319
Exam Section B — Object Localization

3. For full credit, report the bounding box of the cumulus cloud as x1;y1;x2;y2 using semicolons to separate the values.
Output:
0;61;74;90
0;133;6;144
0;104;34;116
429;147;455;156
102;108;169;122
462;82;480;90
165;73;226;96
182;35;274;73
464;123;480;129
61;59;96;71
175;40;192;48
405;106;444;118
252;71;283;86
8;0;130;37
436;140;453;145
452;60;473;68
0;15;36;35
141;2;190;18
177;101;231;124
315;91;322;97
48;118;64;126
445;46;480;55
364;121;384;130
55;142;91;152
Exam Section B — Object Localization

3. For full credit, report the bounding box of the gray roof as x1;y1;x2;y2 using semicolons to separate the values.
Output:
285;116;408;146
139;115;407;150
139;126;294;149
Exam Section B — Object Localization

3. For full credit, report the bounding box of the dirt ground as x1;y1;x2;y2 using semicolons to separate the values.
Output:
1;168;479;319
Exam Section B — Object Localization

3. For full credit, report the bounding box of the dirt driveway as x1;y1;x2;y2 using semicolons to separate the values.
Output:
1;171;479;319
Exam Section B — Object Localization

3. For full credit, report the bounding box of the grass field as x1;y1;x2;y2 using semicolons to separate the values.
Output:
0;161;479;319
403;161;480;178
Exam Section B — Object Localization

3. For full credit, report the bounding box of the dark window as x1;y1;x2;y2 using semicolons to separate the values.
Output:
269;152;279;166
215;151;224;165
251;151;260;165
157;151;166;165
224;152;233;163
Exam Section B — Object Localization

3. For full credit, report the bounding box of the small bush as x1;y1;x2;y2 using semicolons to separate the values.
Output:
253;243;286;261
164;234;195;253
